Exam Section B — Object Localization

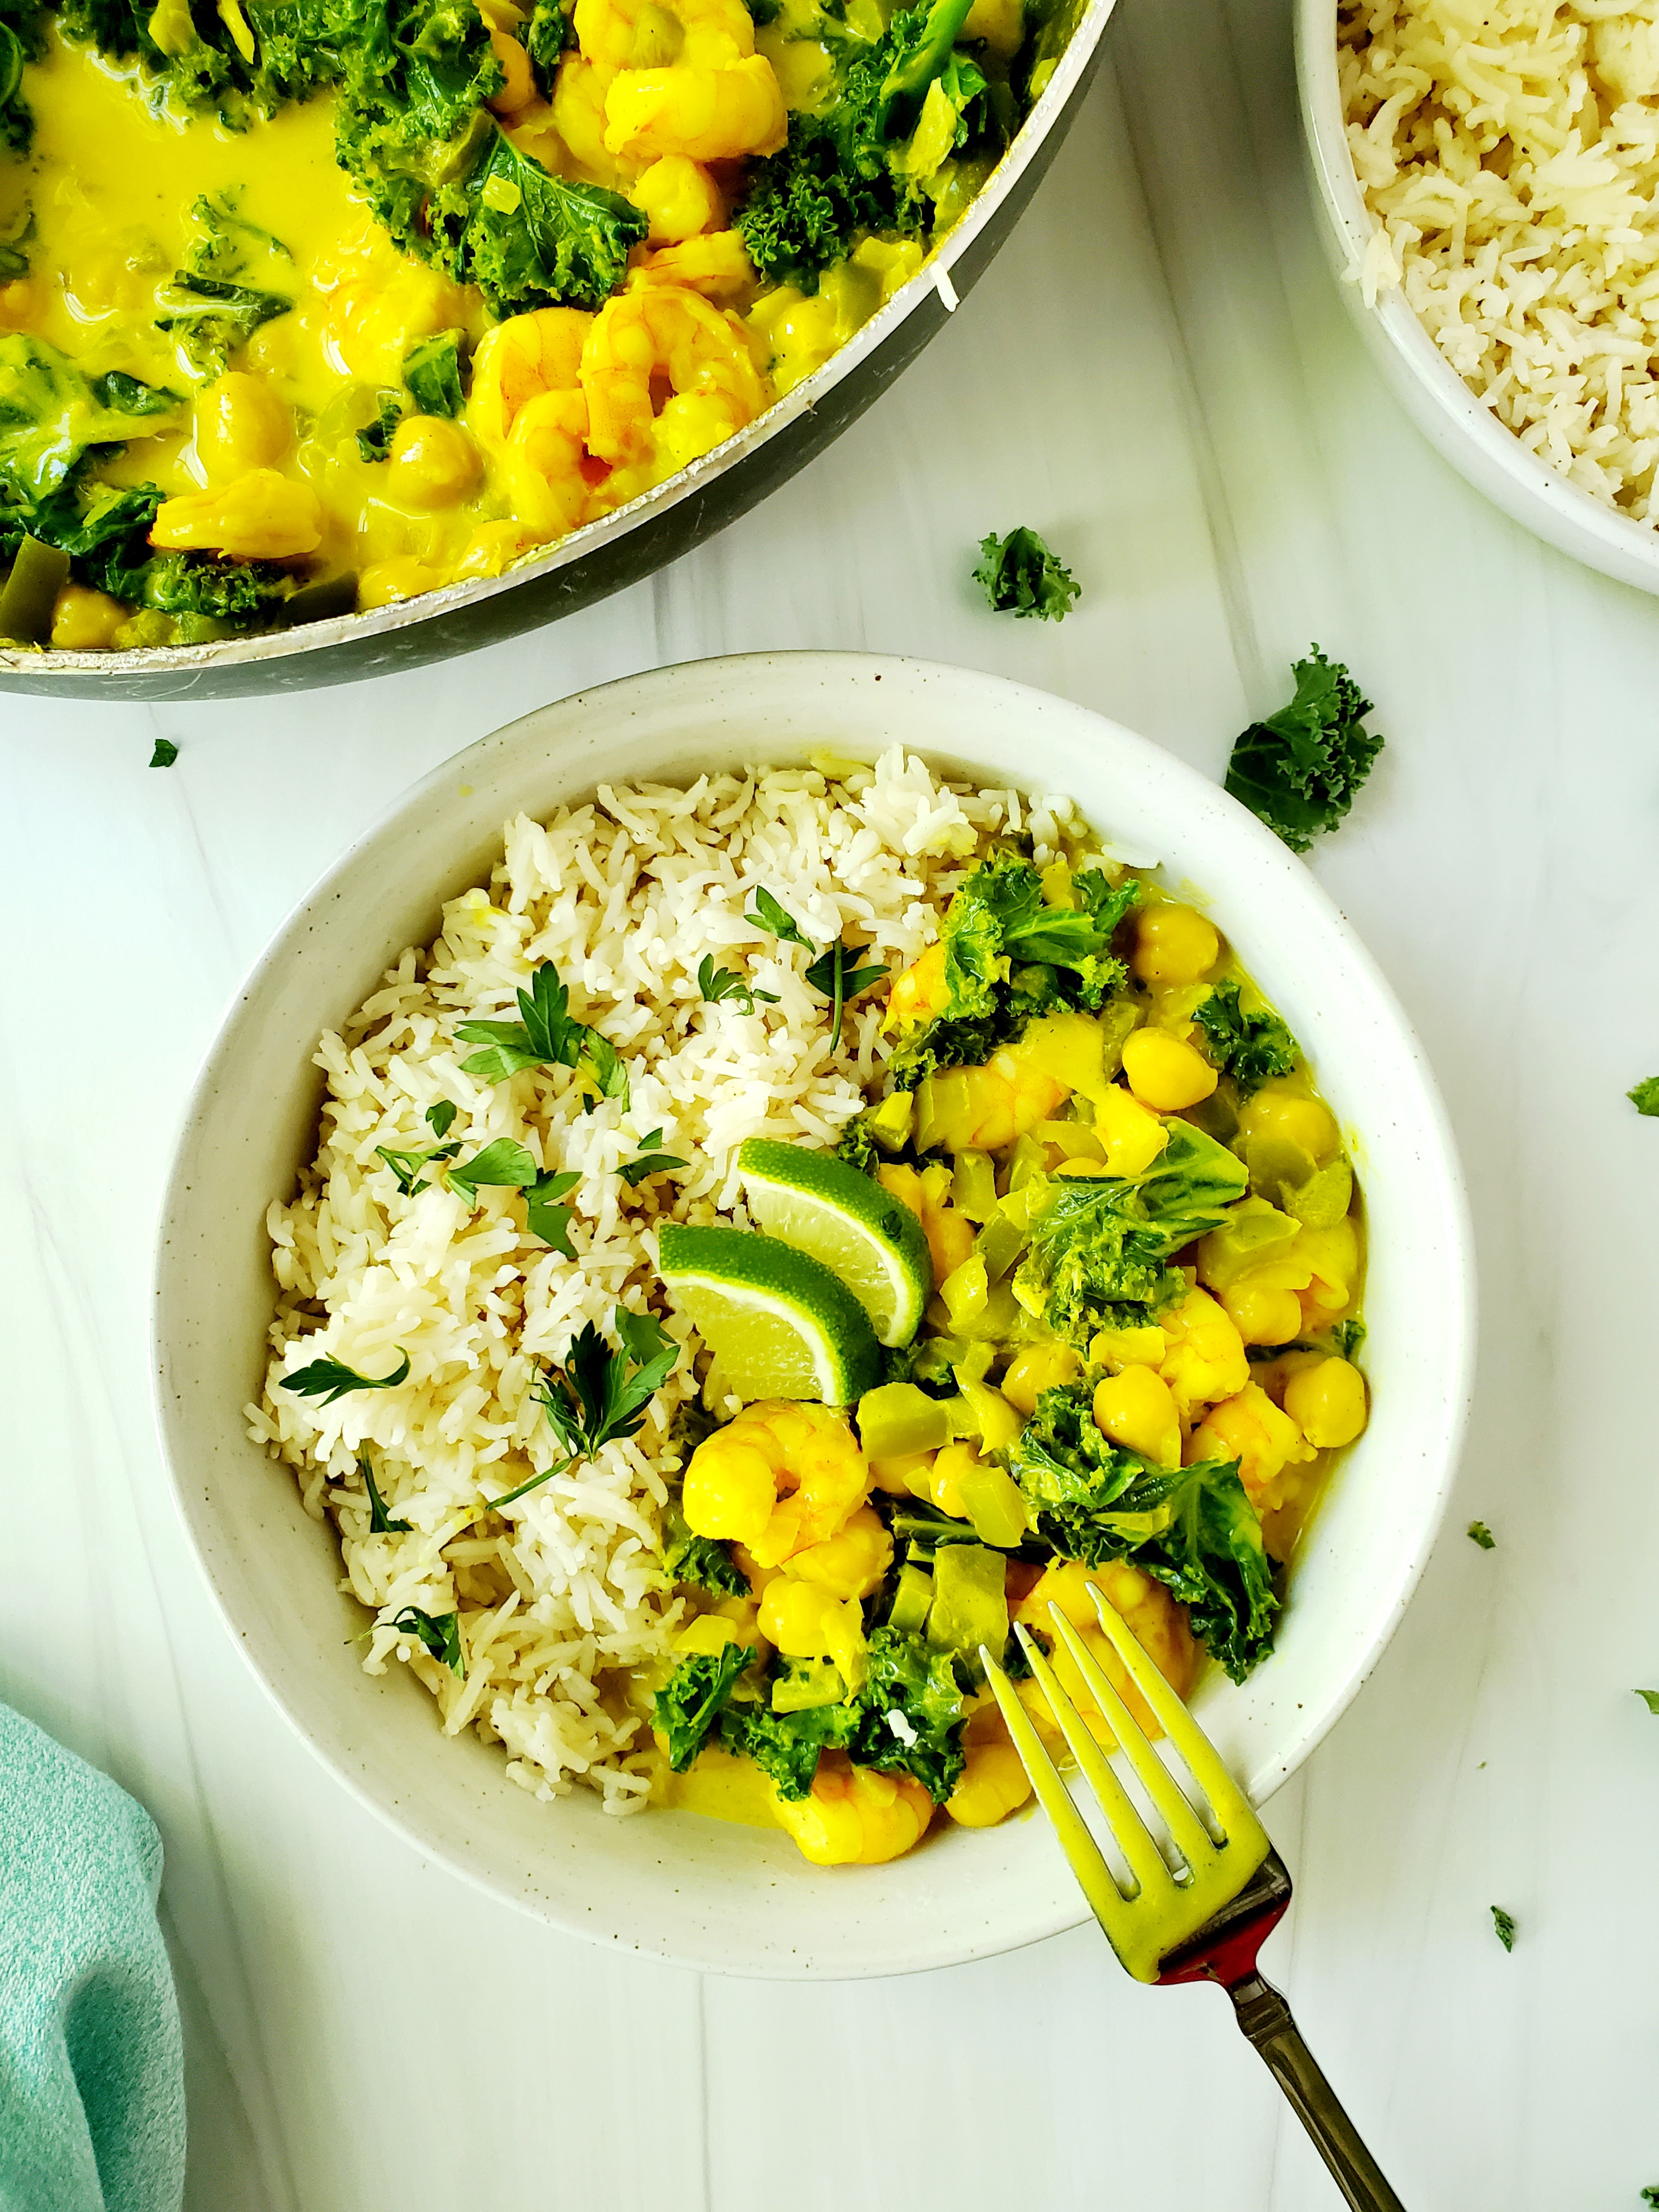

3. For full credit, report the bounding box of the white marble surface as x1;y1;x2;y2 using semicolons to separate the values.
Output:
4;0;1657;2199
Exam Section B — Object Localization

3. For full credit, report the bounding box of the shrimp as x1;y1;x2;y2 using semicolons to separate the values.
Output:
635;229;757;303
468;307;593;447
770;1754;935;1866
603;54;785;160
1015;1560;1198;1748
946;1701;1034;1828
575;0;757;75
550;58;636;188
681;1400;870;1568
579;279;768;469
1188;1381;1315;1514
500;387;611;538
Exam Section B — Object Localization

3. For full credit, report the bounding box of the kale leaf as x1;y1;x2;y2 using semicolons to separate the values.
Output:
403;328;467;416
1490;1905;1516;1952
1629;1077;1659;1116
721;1628;967;1801
1466;1520;1494;1550
1225;648;1381;854
1011;1385;1279;1681
973;526;1080;620
428;125;646;315
1013;1120;1248;1345
655;1641;754;1771
154;272;292;381
354;388;405;460
1191;978;1300;1096
0;0;46;154
662;1491;748;1598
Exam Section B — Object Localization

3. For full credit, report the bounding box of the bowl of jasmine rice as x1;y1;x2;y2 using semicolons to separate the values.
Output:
1300;0;1659;596
151;651;1472;1976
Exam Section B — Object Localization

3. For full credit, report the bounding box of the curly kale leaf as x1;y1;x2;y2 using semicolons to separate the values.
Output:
430;123;646;313
522;0;573;91
1013;1121;1249;1345
154;272;292;381
0;335;187;511
1191;978;1300;1097
1012;1386;1279;1681
662;1491;748;1599
654;1643;755;1772
1225;648;1382;855
973;526;1080;621
403;328;467;416
723;1628;967;1801
0;0;46;154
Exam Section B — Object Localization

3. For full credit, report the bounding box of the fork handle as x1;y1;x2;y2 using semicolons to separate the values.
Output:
1226;1971;1407;2211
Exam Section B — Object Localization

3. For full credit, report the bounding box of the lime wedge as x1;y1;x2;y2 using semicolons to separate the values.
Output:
657;1223;883;1406
737;1137;932;1348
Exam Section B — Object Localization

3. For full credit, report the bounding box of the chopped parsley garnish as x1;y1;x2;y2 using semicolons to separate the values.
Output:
488;1305;678;1509
279;1348;410;1405
445;1137;540;1199
149;737;178;767
359;1449;410;1533
698;954;777;1013
1467;1521;1495;1550
1634;1690;1659;1715
619;1130;687;1187
973;527;1080;621
1490;1905;1516;1952
1629;1077;1659;1116
455;959;629;1109
526;1168;580;1252
1224;648;1381;854
375;1139;460;1195
746;892;887;1047
388;1605;464;1677
425;1100;457;1138
744;887;812;949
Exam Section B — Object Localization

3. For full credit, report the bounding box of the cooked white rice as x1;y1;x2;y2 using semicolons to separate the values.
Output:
1342;0;1659;521
246;748;1093;1812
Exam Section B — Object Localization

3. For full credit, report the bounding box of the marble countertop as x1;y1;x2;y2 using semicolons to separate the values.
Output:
4;0;1656;2202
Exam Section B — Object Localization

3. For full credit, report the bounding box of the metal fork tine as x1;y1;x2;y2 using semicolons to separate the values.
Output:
1012;1624;1173;1901
1084;1589;1266;1852
979;1647;1136;1943
1043;1604;1217;1872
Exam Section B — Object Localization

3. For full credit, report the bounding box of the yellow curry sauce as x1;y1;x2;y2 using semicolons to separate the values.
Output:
657;883;1369;1865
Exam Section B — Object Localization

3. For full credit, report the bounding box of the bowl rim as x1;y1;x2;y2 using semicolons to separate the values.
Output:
149;649;1477;1974
3;0;1116;686
1295;0;1659;595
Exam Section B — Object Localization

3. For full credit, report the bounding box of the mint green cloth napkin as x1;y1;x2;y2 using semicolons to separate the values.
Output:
0;1704;185;2212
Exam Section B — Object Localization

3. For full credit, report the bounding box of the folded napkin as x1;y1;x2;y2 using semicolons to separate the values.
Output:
0;1703;185;2212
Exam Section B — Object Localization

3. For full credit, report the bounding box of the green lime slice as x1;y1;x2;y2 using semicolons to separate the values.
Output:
737;1136;932;1348
657;1222;883;1406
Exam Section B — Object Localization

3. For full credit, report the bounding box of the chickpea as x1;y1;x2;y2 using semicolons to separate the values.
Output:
386;415;482;509
1220;1282;1305;1348
49;583;127;651
1092;1365;1181;1468
486;26;537;111
1001;1340;1082;1417
151;470;321;559
1282;1356;1368;1449
194;373;293;483
1132;902;1219;988
1121;1028;1218;1113
633;153;724;242
1239;1086;1339;1165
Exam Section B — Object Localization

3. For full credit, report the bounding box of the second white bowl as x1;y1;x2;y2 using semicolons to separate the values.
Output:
151;652;1475;1978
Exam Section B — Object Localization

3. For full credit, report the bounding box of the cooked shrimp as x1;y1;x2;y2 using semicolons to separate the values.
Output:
604;54;785;160
500;387;610;537
1015;1559;1197;1747
681;1400;870;1568
575;0;756;74
550;57;636;187
946;1702;1034;1827
770;1754;935;1865
579;279;768;468
468;306;592;446
635;229;757;302
1188;1381;1314;1514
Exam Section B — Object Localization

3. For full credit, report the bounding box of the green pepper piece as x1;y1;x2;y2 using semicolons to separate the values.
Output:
927;1541;1009;1667
888;1561;934;1635
856;1381;953;1461
0;537;69;646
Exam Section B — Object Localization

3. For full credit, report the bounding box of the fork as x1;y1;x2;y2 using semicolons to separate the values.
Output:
981;1590;1407;2212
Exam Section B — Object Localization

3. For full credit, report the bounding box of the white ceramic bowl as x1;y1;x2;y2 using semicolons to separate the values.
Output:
152;652;1474;1979
1296;0;1659;597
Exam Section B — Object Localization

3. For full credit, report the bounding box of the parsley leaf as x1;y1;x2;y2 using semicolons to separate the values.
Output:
1490;1905;1516;1952
1192;979;1300;1096
525;1167;580;1251
446;1137;540;1199
580;1029;630;1113
1224;647;1381;854
359;1449;410;1533
804;940;888;1051
1634;1690;1659;1714
1467;1521;1495;1550
279;1348;410;1405
698;953;777;1013
1333;1317;1366;1359
388;1605;464;1677
375;1139;460;1195
488;1305;679;1509
425;1100;457;1138
149;737;178;768
619;1130;687;1187
456;960;585;1081
973;527;1081;620
1629;1077;1659;1116
746;887;813;949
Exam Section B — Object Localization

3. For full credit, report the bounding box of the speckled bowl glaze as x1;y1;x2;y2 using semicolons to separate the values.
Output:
151;652;1474;1978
